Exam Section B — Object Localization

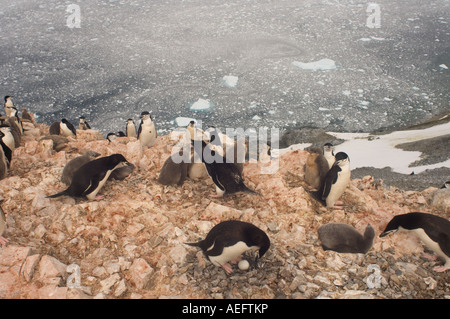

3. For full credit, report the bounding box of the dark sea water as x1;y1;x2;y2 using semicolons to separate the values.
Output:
1;0;449;137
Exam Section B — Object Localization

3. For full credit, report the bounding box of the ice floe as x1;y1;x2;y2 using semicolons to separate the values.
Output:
222;75;238;88
174;117;196;127
190;98;213;111
292;58;337;71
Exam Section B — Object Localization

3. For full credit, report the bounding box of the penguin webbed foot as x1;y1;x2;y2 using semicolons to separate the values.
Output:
222;263;234;274
433;265;449;273
422;252;438;261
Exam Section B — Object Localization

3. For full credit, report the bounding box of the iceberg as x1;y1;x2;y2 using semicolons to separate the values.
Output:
190;98;212;111
292;58;337;71
222;75;238;88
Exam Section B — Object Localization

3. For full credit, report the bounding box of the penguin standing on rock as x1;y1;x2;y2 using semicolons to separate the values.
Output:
78;116;91;130
0;131;12;169
380;212;450;272
199;140;257;197
186;220;270;274
4;96;14;117
126;119;137;138
318;223;375;253
310;152;350;208
47;154;131;201
137;111;157;147
323;143;335;168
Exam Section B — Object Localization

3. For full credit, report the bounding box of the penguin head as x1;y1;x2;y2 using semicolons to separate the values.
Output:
441;181;450;189
61;118;70;125
252;230;271;268
323;143;334;154
140;111;152;121
334;152;349;167
107;132;117;142
380;214;407;237
108;153;131;169
127;119;135;124
4;96;12;103
364;224;376;240
79;116;86;123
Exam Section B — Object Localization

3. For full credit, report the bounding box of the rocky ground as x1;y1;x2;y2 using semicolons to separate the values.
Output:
0;120;449;300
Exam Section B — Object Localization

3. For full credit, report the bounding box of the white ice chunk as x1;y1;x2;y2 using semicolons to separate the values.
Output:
252;115;261;120
292;58;337;71
190;98;212;111
222;75;239;88
439;64;448;69
174;117;196;127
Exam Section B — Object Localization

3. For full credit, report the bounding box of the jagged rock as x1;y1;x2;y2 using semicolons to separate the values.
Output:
129;258;154;290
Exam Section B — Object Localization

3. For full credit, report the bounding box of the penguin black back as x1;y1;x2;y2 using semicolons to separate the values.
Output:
47;154;130;200
187;220;270;260
380;212;450;246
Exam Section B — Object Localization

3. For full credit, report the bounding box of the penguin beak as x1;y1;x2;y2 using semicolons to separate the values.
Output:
379;229;396;238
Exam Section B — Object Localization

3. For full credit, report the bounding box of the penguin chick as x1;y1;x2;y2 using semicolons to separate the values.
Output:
21;108;36;125
47;154;131;201
186;220;270;274
49;121;61;135
79;116;91;130
109;162;135;181
61;150;101;185
380;212;450;272
157;149;189;186
126;119;137;138
304;146;329;190
39;135;69;152
5;117;21;148
318;223;375;254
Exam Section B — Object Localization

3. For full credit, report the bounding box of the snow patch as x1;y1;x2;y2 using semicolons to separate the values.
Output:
190;98;212;111
222;75;239;88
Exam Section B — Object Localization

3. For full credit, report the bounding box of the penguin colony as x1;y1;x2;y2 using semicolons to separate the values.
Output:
0;95;449;279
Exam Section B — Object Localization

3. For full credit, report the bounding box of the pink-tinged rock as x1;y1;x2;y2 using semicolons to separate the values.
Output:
38;255;67;281
76;129;104;142
38;285;68;299
201;202;243;221
0;245;32;273
21;254;41;282
129;258;154;289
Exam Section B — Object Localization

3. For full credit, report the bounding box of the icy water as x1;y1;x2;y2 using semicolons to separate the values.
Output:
1;0;449;137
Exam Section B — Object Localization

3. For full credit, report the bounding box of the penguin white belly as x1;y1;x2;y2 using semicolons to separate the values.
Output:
325;155;334;169
208;241;254;267
85;165;122;200
127;124;137;138
215;185;225;197
60;124;75;137
326;169;350;207
139;123;157;147
411;228;449;264
2;133;15;152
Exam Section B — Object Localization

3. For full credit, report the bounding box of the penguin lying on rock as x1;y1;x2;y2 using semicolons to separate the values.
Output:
380;212;450;272
186;220;270;274
47;154;131;201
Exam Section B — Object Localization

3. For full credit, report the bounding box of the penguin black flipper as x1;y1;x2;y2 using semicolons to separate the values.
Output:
321;165;340;201
46;189;71;198
80;170;108;197
0;134;12;168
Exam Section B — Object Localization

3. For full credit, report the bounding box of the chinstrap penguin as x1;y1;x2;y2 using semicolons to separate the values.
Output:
47;154;131;201
126;119;137;138
186;220;270;274
311;152;350;208
198;140;257;197
78;116;91;130
0;131;12;169
4;96;14;118
318;223;375;254
323;143;335;168
380;212;450;272
60;119;77;137
137;111;157;147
